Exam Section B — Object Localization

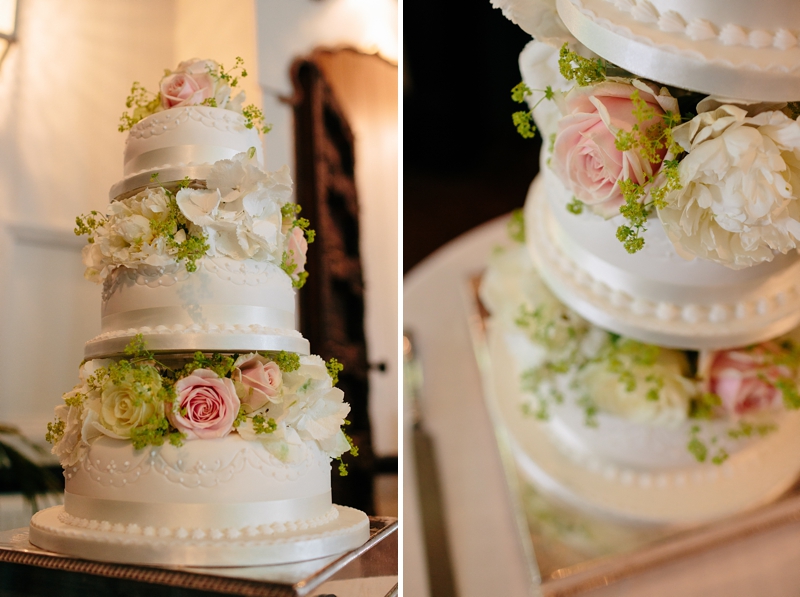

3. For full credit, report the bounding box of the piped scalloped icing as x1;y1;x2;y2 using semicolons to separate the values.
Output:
128;105;253;139
56;506;340;539
596;0;800;50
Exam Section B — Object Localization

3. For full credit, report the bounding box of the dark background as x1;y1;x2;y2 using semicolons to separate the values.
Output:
404;0;542;273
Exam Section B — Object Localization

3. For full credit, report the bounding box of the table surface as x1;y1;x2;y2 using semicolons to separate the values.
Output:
403;216;800;597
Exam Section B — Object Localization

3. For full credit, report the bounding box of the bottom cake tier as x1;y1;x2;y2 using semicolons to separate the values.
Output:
478;241;800;524
38;341;367;564
30;435;369;565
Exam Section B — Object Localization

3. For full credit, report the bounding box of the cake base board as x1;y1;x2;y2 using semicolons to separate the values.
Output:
29;505;370;567
483;320;800;526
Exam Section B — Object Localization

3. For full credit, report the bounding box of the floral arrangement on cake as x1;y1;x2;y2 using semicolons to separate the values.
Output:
513;41;800;269
46;337;357;473
119;57;270;133
487;213;800;464
75;149;314;289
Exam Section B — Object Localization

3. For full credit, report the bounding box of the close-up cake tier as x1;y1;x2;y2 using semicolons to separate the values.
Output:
555;0;800;101
110;106;263;200
84;256;309;358
525;169;800;350
59;434;333;527
480;240;800;523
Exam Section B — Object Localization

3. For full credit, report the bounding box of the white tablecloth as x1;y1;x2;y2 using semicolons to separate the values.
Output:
404;218;533;597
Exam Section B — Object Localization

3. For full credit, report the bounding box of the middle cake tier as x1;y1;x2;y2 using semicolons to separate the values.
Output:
85;256;309;358
526;167;800;350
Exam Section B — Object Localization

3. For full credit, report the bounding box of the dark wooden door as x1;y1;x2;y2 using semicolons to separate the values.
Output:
291;58;374;514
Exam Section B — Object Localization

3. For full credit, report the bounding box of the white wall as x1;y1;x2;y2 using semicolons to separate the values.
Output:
0;0;178;438
0;0;398;458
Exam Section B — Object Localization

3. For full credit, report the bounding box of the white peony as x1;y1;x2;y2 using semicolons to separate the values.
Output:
490;0;575;46
658;104;800;269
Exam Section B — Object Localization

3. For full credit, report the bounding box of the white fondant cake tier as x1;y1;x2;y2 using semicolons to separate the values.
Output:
63;434;331;529
483;320;800;524
32;434;370;565
85;256;308;358
547;393;793;470
110;106;263;200
526;171;800;350
554;0;800;101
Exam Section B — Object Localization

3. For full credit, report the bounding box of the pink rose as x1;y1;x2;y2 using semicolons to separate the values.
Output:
233;354;282;412
552;79;678;218
701;343;791;416
169;369;239;439
160;59;217;109
287;227;308;274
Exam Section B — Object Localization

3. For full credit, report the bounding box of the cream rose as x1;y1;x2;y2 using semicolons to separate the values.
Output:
658;105;800;269
552;79;678;218
578;347;695;426
233;354;282;413
98;373;165;438
169;369;239;439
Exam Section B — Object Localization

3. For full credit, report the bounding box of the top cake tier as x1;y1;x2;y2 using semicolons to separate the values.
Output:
110;106;263;200
555;0;800;100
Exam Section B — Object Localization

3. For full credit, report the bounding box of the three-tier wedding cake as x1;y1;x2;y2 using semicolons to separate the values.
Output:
483;0;800;523
29;58;370;565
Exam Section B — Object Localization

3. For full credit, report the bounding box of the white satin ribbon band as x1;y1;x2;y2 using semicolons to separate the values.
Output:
125;145;244;175
101;305;296;334
64;490;332;529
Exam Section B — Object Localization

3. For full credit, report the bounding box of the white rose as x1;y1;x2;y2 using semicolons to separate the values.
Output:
51;402;86;467
113;214;152;244
658;105;800;269
136;188;171;221
578;348;695;426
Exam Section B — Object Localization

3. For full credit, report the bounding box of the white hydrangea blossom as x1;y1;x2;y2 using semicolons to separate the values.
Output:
81;151;295;283
235;355;351;461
